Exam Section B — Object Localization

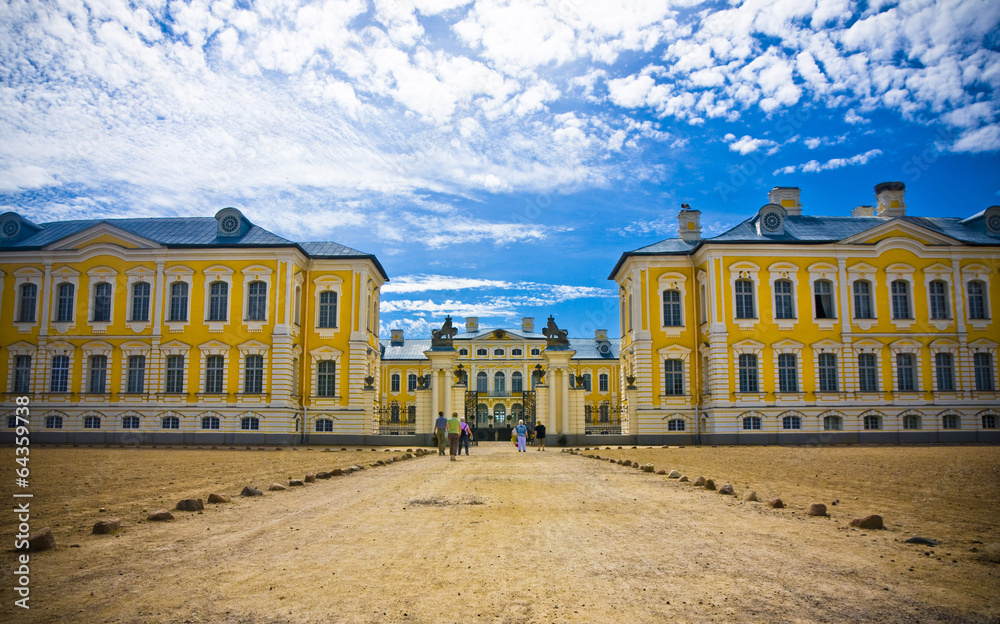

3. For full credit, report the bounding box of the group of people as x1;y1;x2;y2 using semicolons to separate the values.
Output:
433;412;547;459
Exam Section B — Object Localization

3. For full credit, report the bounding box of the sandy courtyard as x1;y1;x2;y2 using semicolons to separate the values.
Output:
1;443;999;623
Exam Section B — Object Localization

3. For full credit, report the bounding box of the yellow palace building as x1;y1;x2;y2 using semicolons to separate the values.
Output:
0;208;387;444
611;183;1000;444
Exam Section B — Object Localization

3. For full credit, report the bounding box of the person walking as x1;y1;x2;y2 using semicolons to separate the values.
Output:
515;419;528;452
447;412;462;461
433;411;448;456
534;420;546;451
459;417;472;456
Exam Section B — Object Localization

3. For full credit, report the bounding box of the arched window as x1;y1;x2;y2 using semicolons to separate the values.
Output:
599;402;611;422
814;279;835;319
734;279;755;319
511;371;523;393
246;281;267;321
818;353;838;392
50;355;70;393
781;415;801;429
982;413;997;429
773;279;795;319
891;280;911;319
583;373;592;391
208;281;228;321
822;414;842;431
903;414;921;430
662;289;682;326
315;419;333;432
459;348;469;356
201;416;220;430
241;417;260;430
390;373;401;393
132;281;151;321
318;291;337;328
863;413;881;430
46;415;63;429
599;373;609;393
93;282;112;322
205;355;225;393
494;348;504;356
162;416;179;429
244;355;263;394
928;280;950;319
56;283;75;322
667;419;685;431
169;281;188;321
853;280;874;319
84;415;101;429
941;413;960;429
407;373;418;392
511;348;523;356
389;402;401;422
742;416;761;430
494;371;505;395
967;280;988;320
476;372;488;393
777;354;797;392
530;348;541;356
317;360;336;397
477;348;488;356
738;354;758;393
493;403;506;421
123;415;140;429
18;283;37;322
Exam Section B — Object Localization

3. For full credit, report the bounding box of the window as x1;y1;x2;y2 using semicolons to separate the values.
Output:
165;355;184;393
459;349;469;356
668;419;685;431
967;280;988;319
241;417;259;430
56;283;75;322
494;348;504;356
407;373;418;392
316;419;333;432
390;373;401;393
205;355;225;393
93;282;112;322
169;282;188;321
929;280;950;319
46;415;63;429
127;355;146;393
246;281;267;321
569;374;575;388
891;280;911;319
662;290;682;326
782;415;801;429
743;416;761;430
818;354;838;392
664;359;684;395
853;280;874;319
823;414;842;431
935;353;955;391
599;373;609;393
530;348;541;356
896;353;916;392
863;414;881;430
903;414;921;430
942;414;960;429
84;415;101;429
699;284;708;324
317;360;336;397
983;414;997;429
774;280;795;319
777;354;798;392
88;355;107;393
162;416;179;429
511;371;523;393
738;354;758;393
294;286;302;324
735;279;755;319
244;355;263;394
494;372;505;394
477;348;488;356
131;282;150;321
858;353;879;392
18;284;37;322
50;355;69;393
814;280;835;319
14;355;31;393
201;416;220;430
974;353;995;391
511;348;523;356
123;415;140;429
208;281;228;321
583;373;592;391
476;372;487;393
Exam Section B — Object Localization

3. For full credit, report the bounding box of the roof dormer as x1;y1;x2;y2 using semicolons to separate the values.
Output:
0;212;43;243
215;207;250;238
756;204;787;236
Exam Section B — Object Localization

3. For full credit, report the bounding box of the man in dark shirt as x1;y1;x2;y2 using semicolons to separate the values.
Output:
534;421;546;451
433;411;448;455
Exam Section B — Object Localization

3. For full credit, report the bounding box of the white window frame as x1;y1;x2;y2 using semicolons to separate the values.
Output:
196;340;230;402
238;340;269;398
203;266;234;331
812;339;843;400
657;272;688;336
853;340;883;397
772;339;803;400
961;264;992;330
806;263;838;330
125;266;156;332
164;266;194;332
50;267;81;331
729;262;761;330
86;266;118;333
241;265;274;332
888;339;922;397
929;340;960;394
731;340;764;401
886;263;916;330
969;339;998;393
767;262;800;330
119;341;151;401
310;346;342;404
13;268;43;331
313;275;343;338
81;340;113;401
847;263;879;330
923;264;954;330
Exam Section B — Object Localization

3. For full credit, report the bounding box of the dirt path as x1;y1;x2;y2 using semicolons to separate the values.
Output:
7;444;999;624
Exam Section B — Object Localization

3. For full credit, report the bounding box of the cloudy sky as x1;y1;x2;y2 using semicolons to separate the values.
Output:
2;0;999;339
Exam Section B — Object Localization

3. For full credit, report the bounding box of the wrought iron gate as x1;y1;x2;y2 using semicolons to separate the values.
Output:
522;389;537;430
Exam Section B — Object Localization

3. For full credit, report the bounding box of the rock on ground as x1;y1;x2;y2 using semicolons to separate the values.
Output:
147;510;174;522
693;476;706;486
807;503;828;516
742;491;759;502
268;483;287;491
678;475;689;482
655;469;667;475
240;487;263;497
289;479;305;487
641;464;655;473
849;515;884;530
92;518;121;534
27;527;55;551
207;494;230;504
975;543;1000;563
667;470;681;478
305;473;316;483
704;479;716;491
768;498;784;508
176;499;204;512
718;484;734;495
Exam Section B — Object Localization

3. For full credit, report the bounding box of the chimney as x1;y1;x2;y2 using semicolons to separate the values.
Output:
677;204;701;242
390;329;404;345
767;187;802;215
465;317;478;333
594;329;608;342
852;205;875;217
521;317;534;333
875;181;906;217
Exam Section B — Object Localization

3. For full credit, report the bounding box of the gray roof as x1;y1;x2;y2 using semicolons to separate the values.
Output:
379;336;620;361
611;212;1000;278
0;216;387;279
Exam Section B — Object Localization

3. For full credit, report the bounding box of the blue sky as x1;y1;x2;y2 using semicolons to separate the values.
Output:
2;0;998;340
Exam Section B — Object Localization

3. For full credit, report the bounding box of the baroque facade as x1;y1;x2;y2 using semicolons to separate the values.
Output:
0;208;386;444
611;183;1000;444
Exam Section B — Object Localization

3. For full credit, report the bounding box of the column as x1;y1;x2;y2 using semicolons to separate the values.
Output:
561;367;570;434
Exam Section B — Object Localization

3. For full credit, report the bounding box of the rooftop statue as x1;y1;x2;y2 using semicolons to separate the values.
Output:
431;315;458;348
542;315;569;348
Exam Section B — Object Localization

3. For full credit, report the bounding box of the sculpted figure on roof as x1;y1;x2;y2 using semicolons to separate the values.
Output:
431;315;458;347
542;315;569;347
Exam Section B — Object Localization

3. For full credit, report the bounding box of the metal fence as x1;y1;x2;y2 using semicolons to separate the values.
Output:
376;401;416;435
584;401;624;435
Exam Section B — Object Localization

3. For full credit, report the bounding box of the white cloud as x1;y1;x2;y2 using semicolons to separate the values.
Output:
950;124;1000;153
773;148;884;175
724;134;778;155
